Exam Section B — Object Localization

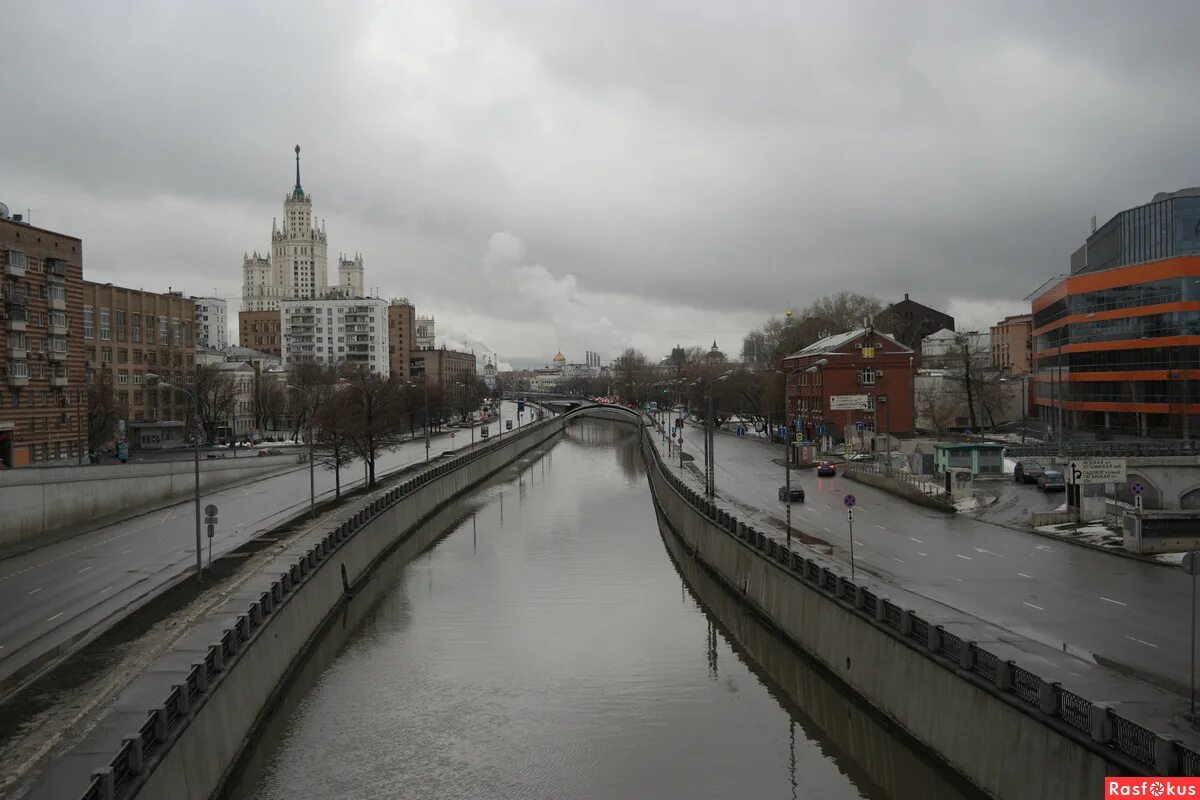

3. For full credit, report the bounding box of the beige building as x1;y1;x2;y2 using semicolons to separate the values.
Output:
991;313;1032;373
81;282;196;448
410;347;476;410
387;298;415;380
0;215;86;466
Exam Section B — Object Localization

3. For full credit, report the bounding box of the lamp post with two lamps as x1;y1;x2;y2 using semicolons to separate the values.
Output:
145;373;204;581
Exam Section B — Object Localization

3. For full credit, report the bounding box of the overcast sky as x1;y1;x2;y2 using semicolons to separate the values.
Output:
6;1;1200;368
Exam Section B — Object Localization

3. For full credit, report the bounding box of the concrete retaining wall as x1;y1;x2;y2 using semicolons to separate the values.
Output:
0;455;303;552
642;434;1146;800
91;416;566;800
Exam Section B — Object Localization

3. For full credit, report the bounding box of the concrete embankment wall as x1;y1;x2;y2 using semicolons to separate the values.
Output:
842;466;955;512
94;418;564;800
0;455;305;553
641;433;1160;800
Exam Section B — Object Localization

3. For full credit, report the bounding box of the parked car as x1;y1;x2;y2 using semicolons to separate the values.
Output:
1037;470;1065;492
258;447;283;456
816;460;837;477
849;452;874;462
778;486;806;503
1014;460;1044;484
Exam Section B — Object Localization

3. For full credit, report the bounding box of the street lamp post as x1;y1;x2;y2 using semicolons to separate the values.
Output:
402;378;431;462
147;373;203;581
286;383;317;520
782;366;807;549
879;394;891;474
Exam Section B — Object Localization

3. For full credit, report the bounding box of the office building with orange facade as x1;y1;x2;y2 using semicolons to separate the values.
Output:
1031;188;1200;438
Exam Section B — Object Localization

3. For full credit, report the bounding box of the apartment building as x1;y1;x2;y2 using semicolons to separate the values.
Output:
80;282;196;448
387;298;415;380
410;347;477;407
238;309;282;357
280;296;389;375
0;215;86;466
991;313;1032;373
193;296;228;349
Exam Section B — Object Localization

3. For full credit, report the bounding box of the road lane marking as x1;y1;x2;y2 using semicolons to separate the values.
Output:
1101;597;1128;607
951;577;963;582
28;587;42;595
77;566;92;574
955;554;972;560
909;537;923;543
47;612;64;622
892;557;906;563
99;586;113;594
1018;572;1034;579
1126;636;1158;648
877;525;887;530
1022;601;1044;611
916;552;928;557
823;527;833;533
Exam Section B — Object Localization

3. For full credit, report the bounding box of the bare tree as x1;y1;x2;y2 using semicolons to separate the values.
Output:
339;368;406;486
254;369;288;435
917;384;958;434
87;368;126;452
614;348;649;402
944;334;1011;432
287;362;335;440
190;364;238;445
311;390;359;500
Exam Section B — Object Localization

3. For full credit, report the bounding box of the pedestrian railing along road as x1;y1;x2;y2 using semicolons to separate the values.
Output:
643;428;1189;777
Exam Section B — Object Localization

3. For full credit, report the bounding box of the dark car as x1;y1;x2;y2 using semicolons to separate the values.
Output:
1014;460;1044;484
778;486;806;503
1037;470;1065;492
816;460;836;477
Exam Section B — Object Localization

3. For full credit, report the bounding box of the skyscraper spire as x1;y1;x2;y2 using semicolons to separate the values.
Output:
292;144;304;199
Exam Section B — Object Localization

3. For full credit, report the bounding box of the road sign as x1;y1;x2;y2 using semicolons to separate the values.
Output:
1130;480;1146;495
964;428;972;437
855;422;865;432
1184;552;1200;576
206;524;215;539
450;433;456;439
830;394;871;411
816;425;824;435
1068;458;1127;485
843;494;856;508
205;504;219;517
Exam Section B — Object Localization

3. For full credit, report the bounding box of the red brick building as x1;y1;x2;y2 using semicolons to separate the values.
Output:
0;217;86;466
781;328;915;445
238;310;282;357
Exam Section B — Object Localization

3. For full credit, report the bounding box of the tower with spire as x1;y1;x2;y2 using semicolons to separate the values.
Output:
242;145;340;312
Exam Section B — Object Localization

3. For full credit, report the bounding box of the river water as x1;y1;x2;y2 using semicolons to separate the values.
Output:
225;419;978;800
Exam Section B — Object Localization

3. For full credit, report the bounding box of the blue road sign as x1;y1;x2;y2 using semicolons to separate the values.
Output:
517;400;526;413
855;422;864;432
843;494;856;508
1131;481;1146;495
816;425;824;435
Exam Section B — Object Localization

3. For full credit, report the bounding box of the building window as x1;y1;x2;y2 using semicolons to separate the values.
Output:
101;347;112;363
99;308;111;340
171;318;181;347
133;372;142;384
159;317;168;345
858;369;877;386
115;310;127;340
118;349;128;364
131;314;142;343
50;336;67;353
83;305;94;339
118;371;128;385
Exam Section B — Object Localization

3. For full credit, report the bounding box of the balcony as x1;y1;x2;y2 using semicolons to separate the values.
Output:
6;361;28;387
49;374;69;387
4;250;27;278
45;258;68;280
6;307;27;332
7;341;26;359
48;322;68;335
47;350;67;361
48;294;66;311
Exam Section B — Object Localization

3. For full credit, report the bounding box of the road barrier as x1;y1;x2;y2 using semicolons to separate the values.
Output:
1006;440;1200;458
640;426;1192;785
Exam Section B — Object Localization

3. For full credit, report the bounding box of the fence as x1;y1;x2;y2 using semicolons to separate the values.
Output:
844;461;951;502
75;412;580;800
643;429;1190;778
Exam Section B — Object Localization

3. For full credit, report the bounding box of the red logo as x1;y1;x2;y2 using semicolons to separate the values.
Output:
1106;778;1200;798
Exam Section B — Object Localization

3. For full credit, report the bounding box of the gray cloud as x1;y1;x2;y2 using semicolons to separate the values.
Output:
4;1;1200;362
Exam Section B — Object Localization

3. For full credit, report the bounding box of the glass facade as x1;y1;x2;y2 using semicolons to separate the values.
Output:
1071;194;1200;276
1033;277;1200;329
1035;310;1200;351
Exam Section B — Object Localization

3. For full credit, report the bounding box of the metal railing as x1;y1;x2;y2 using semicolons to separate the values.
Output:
76;412;567;800
1006;440;1200;458
642;427;1193;777
844;461;951;502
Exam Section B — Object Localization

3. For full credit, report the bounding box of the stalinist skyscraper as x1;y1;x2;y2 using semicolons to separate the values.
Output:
242;145;348;311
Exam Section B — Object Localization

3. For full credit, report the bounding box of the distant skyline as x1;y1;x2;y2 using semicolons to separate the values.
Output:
4;2;1198;363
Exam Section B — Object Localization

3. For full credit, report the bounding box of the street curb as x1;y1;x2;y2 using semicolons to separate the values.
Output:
977;517;1174;568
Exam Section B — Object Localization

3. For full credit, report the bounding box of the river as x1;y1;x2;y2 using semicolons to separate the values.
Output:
224;418;979;800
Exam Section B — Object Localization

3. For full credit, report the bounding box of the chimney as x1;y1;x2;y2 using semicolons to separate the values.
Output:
904;293;909;301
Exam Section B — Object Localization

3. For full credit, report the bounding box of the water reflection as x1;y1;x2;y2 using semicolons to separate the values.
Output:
225;420;972;800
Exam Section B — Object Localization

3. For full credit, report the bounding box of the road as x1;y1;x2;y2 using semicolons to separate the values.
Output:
0;402;530;693
664;421;1194;696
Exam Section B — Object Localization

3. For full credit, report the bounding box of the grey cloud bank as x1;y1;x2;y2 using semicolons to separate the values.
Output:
4;0;1200;360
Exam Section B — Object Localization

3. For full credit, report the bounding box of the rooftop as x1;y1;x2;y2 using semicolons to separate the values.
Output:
787;328;912;359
